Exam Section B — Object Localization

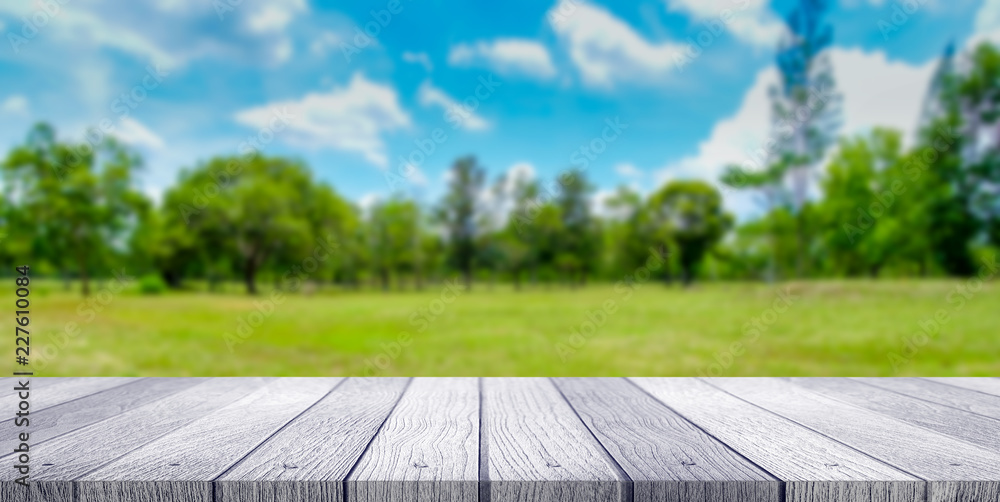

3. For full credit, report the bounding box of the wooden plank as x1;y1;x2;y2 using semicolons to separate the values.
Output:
553;377;780;502
630;378;922;502
481;377;629;502
854;378;1000;418
215;377;410;502
0;377;273;502
0;377;138;415
791;377;1000;451
711;377;1000;502
0;377;206;454
0;377;77;391
923;377;1000;397
0;377;83;410
346;377;479;502
76;378;341;502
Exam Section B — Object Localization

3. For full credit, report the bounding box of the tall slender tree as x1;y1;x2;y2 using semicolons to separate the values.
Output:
438;156;484;290
772;0;842;277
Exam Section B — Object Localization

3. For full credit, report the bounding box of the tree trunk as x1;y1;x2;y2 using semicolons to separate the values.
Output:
78;253;90;297
244;261;258;295
796;212;806;279
681;263;694;287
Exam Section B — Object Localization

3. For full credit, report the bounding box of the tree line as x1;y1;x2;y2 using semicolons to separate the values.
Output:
2;2;998;296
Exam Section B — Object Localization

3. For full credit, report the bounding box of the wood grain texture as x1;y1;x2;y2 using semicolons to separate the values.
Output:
856;377;1000;418
0;377;82;407
0;377;206;454
215;377;410;502
0;377;272;502
76;377;341;502
481;377;628;502
630;378;923;502
923;377;1000;397
3;377;1000;502
0;377;137;416
553;377;780;502
790;377;1000;451
346;377;479;502
712;377;1000;502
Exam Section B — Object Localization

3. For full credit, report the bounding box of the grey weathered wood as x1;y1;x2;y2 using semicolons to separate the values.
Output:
76;377;341;502
923;377;1000;397
712;377;1000;502
630;377;923;502
3;377;1000;502
0;377;205;454
481;377;629;502
0;377;272;502
791;377;1000;451
0;377;137;416
346;377;479;502
215;377;410;502
554;377;780;502
856;377;1000;418
0;377;81;404
0;377;78;394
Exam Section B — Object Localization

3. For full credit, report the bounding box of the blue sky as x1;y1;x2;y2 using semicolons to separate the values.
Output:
0;0;994;213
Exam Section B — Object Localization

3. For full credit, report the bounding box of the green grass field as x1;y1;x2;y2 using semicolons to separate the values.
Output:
7;279;999;376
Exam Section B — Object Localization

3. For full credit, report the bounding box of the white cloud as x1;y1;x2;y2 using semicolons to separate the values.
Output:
0;0;306;68
548;1;686;88
615;162;643;178
246;0;305;34
417;81;491;131
665;0;783;47
448;39;556;80
591;188;620;219
1;95;29;115
0;3;176;67
971;0;1000;46
402;51;433;71
113;117;165;150
655;47;936;215
358;193;382;216
310;31;340;57
235;73;411;167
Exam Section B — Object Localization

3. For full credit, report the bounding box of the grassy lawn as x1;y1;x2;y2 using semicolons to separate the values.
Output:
6;279;999;376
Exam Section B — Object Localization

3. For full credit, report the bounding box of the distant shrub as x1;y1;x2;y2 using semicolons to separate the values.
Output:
139;274;168;295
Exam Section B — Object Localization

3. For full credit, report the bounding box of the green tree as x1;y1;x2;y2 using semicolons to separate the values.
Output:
648;180;732;285
2;123;148;295
957;43;1000;251
438;156;484;290
602;185;657;279
368;197;420;291
555;169;600;285
161;155;350;294
820;129;908;277
772;0;841;277
721;161;789;281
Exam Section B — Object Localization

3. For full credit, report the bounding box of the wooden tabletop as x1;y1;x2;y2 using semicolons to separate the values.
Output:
2;377;999;502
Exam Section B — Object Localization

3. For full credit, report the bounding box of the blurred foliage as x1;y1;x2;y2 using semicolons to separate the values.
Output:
3;38;1000;295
